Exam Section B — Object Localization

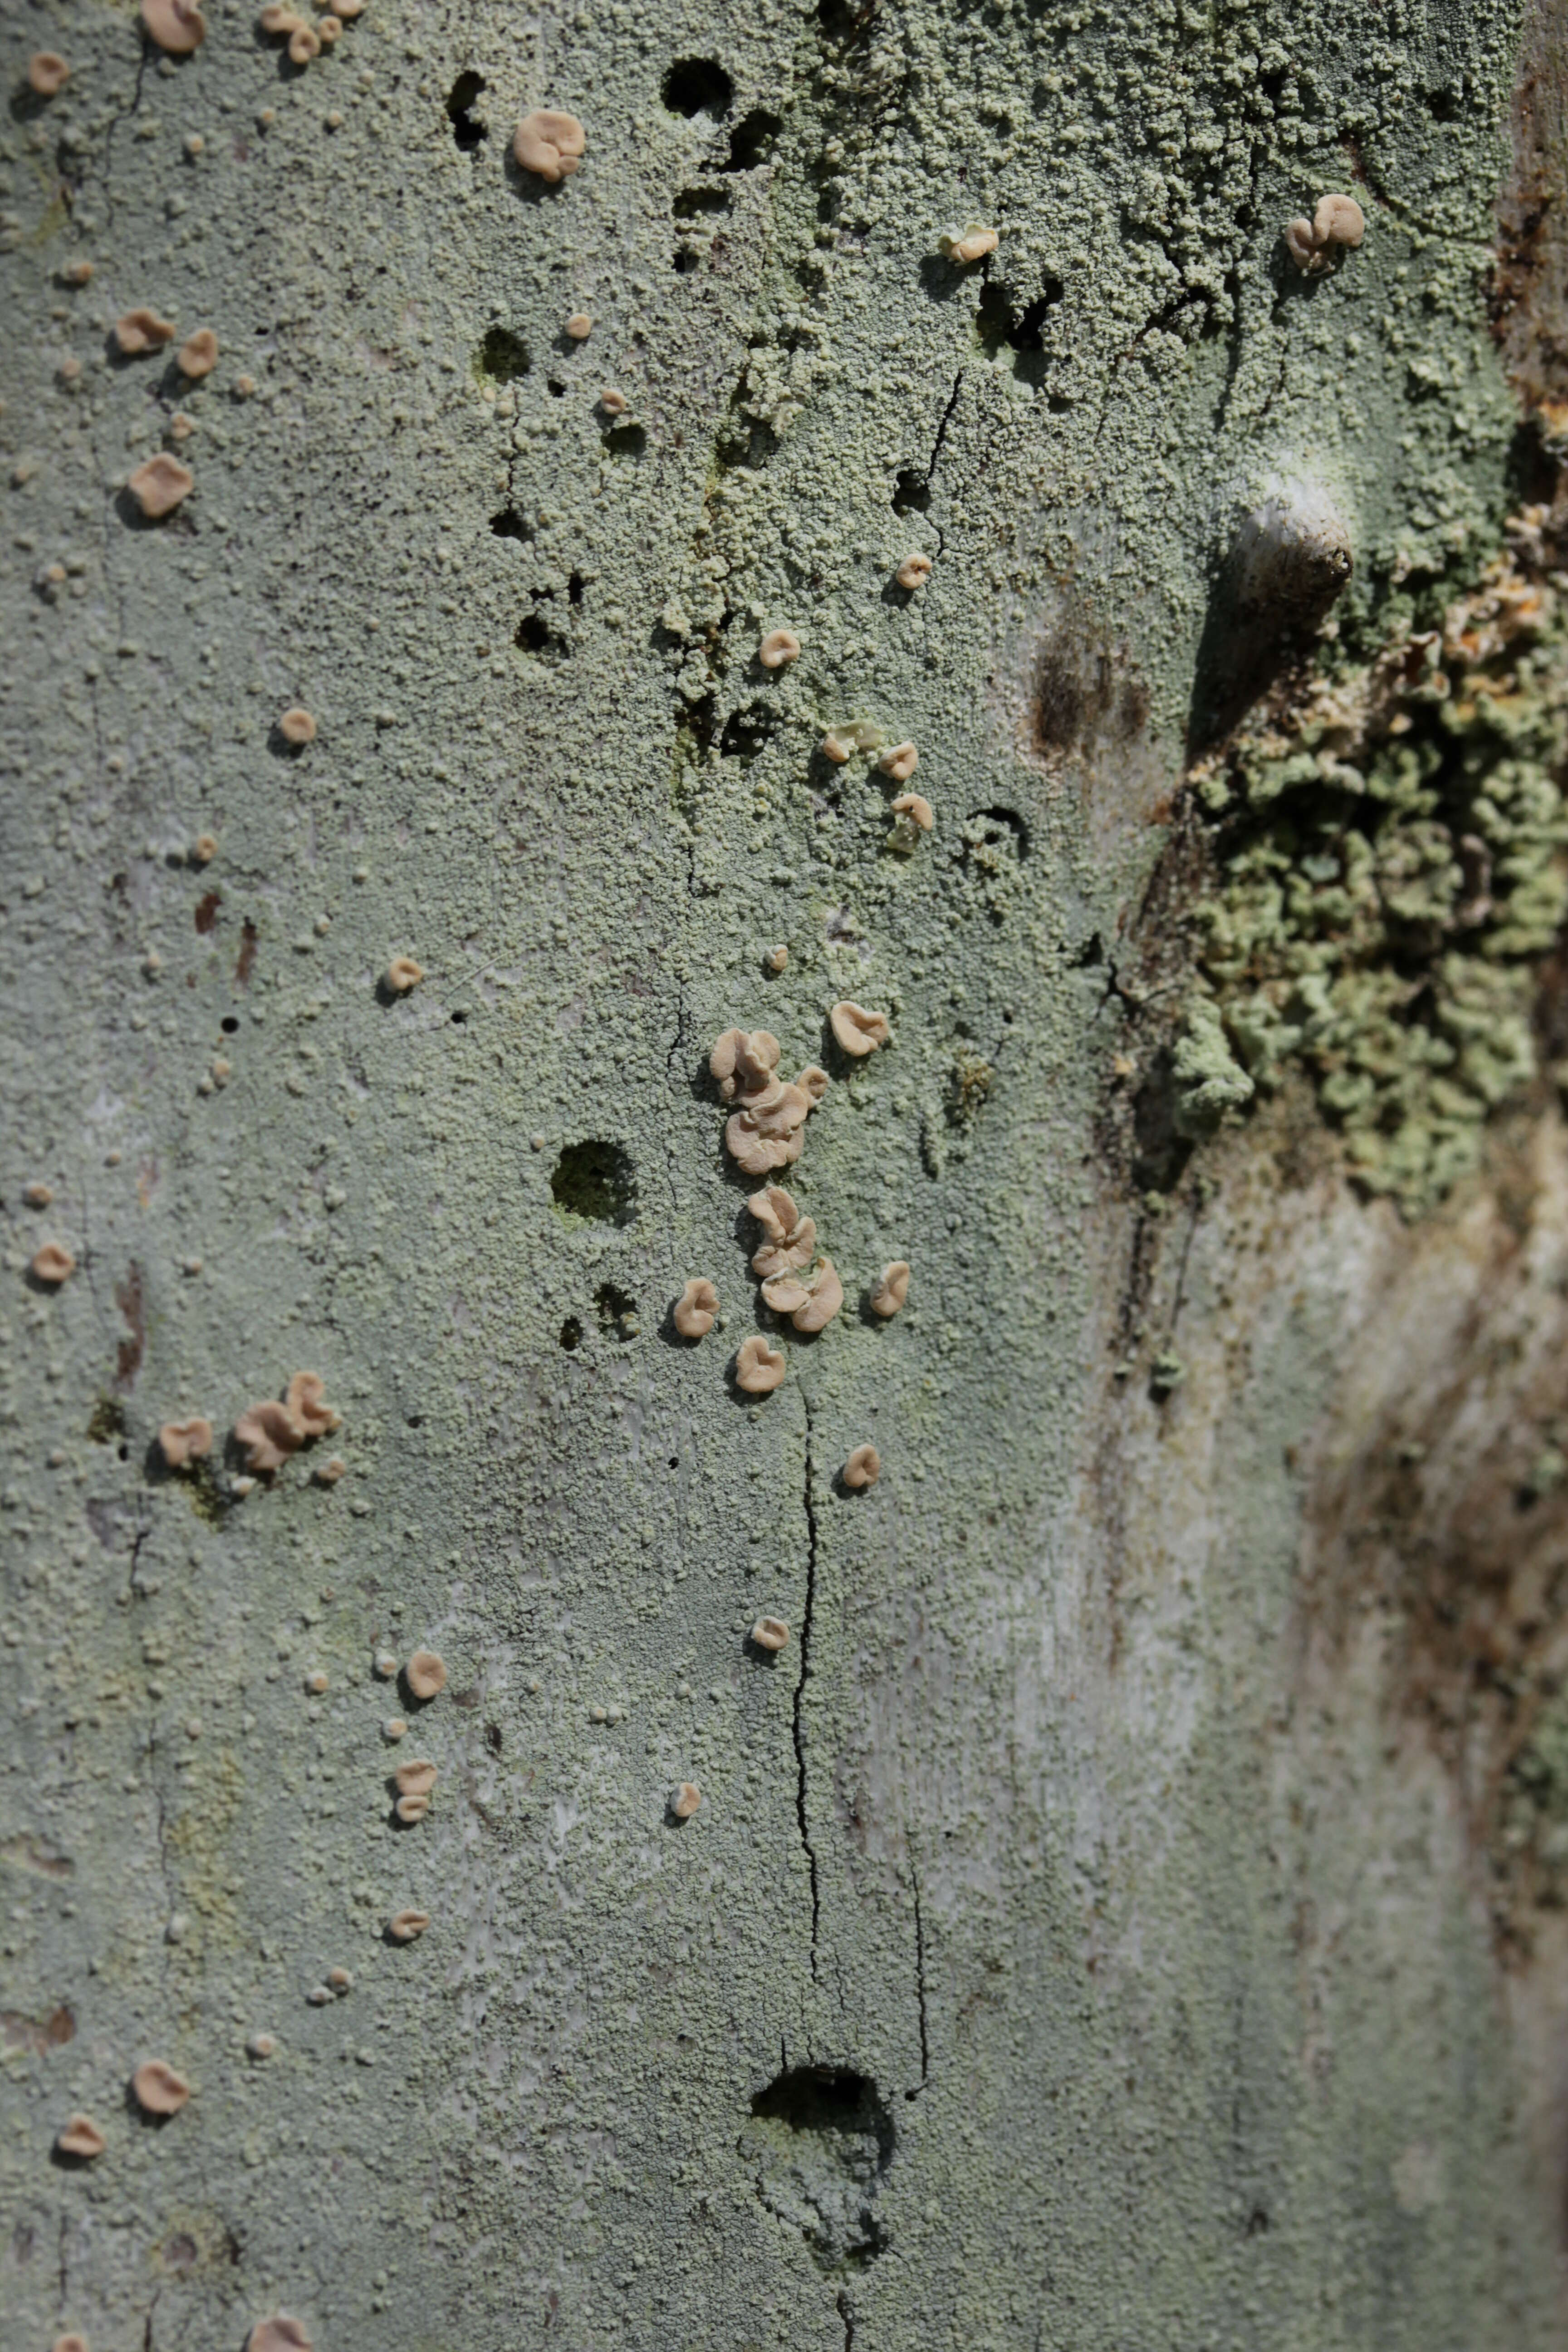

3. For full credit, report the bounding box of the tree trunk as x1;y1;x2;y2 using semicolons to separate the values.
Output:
5;0;1568;2345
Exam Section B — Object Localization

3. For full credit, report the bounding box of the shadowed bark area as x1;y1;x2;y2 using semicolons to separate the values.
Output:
4;0;1568;2347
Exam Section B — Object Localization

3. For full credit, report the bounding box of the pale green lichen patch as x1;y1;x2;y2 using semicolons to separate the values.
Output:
1186;506;1568;1211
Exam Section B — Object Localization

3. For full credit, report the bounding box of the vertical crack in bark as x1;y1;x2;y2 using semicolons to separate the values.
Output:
909;1857;930;2093
836;2288;855;2352
794;1401;822;1983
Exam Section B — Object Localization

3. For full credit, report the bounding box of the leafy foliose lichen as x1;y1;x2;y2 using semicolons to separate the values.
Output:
1186;506;1568;1215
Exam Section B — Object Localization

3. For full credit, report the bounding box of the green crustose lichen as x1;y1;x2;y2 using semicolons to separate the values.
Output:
1186;508;1568;1213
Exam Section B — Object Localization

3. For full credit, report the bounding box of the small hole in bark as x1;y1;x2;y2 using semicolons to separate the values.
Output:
446;71;488;150
662;57;733;118
559;1316;583;1350
220;1015;239;1033
720;703;776;761
550;1140;636;1225
743;2068;894;2270
892;469;930;515
490;509;532;541
477;325;530;382
601;420;647;458
727;108;782;169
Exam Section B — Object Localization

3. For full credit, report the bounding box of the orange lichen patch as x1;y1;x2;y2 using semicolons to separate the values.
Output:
748;1185;816;1278
31;1241;75;1284
247;2323;312;2352
159;1417;213;1468
829;1000;891;1057
394;1792;429;1824
670;1781;701;1818
843;1442;880;1490
877;740;918;782
759;627;800;669
674;1277;719;1339
235;1400;301;1474
821;727;855;764
386;956;423;993
405;1649;446;1700
388;1909;429;1941
891;792;933;831
115;309;177;356
896;553;932;591
735;1335;786;1394
393;1759;437;1797
127;455;193;518
513;107;586;181
314;1455;346;1485
1285;191;1366;271
56;2113;106;2159
142;0;207;52
598;386;627;415
565;311;593;338
869;1259;910;1318
176;328;218;378
750;1616;789;1651
941;224;997;263
24;1181;54;1207
131;2060;190;2115
285;1371;340;1437
278;706;316;745
28;52;71;96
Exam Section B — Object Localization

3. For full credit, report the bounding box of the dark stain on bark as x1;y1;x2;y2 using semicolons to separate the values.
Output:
193;889;221;934
235;917;258;985
1490;0;1568;417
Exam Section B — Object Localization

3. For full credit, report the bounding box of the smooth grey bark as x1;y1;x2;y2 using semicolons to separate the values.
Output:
2;0;1566;2346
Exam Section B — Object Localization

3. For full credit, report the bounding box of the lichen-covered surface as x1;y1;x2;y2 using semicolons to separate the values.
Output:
2;0;1566;2344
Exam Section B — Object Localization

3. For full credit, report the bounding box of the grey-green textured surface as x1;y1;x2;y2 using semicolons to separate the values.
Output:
0;0;1562;2344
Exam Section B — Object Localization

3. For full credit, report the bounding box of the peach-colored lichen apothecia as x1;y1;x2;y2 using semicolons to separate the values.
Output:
127;454;194;518
56;2112;106;2159
30;1240;75;1283
405;1649;446;1700
829;1000;891;1058
388;1908;430;1941
670;1781;701;1818
674;1278;719;1338
750;1616;789;1651
28;51;71;95
177;327;218;377
710;1028;827;1176
735;1335;786;1394
513;108;586;181
132;2058;191;2115
141;0;206;52
115;308;176;355
843;1443;881;1490
869;1259;911;1317
159;1416;213;1468
1284;191;1366;271
248;2321;313;2352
